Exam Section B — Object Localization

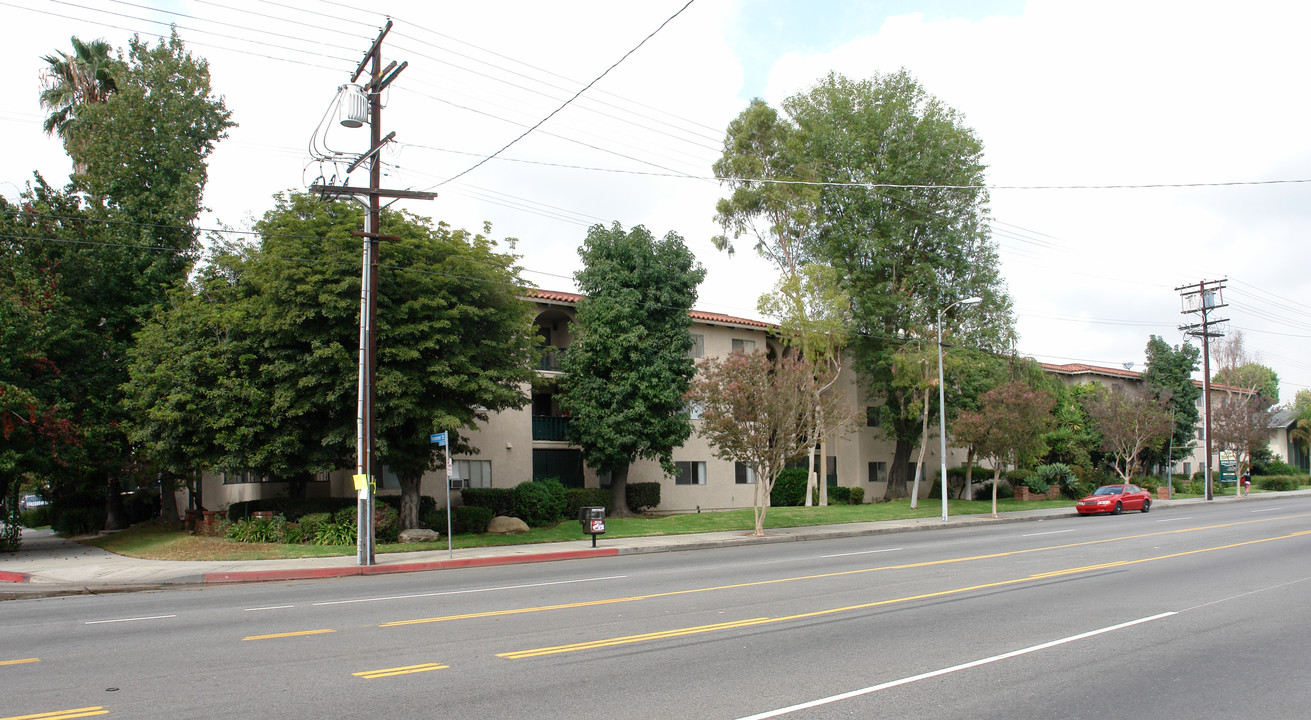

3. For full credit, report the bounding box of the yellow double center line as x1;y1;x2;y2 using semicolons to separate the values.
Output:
353;662;449;679
1;708;108;720
495;527;1311;660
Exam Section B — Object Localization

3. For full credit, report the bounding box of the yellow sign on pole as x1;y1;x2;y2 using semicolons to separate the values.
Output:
352;474;369;491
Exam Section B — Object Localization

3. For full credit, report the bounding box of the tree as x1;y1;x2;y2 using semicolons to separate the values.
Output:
39;36;118;162
1212;331;1278;403
774;70;1015;501
1210;389;1275;482
1082;385;1173;481
560;222;705;517
952;380;1053;517
1141;335;1201;467
198;194;535;530
714;99;848;507
688;352;838;535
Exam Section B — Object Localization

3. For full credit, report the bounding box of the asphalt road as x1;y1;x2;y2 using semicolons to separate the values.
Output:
3;500;1309;719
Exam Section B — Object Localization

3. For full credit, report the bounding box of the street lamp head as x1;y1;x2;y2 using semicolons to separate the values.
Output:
961;296;983;306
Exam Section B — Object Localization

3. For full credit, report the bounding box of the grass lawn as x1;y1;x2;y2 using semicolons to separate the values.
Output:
83;497;1074;562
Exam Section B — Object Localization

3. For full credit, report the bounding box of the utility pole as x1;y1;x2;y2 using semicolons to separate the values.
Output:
311;20;435;566
1177;279;1227;502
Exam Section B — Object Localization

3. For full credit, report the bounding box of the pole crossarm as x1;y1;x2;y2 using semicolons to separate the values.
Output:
310;184;437;201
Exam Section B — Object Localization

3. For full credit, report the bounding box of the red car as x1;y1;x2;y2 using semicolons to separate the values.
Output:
1076;484;1152;515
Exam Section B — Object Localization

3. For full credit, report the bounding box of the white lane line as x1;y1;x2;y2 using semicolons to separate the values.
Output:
245;605;294;612
1155;517;1192;522
1250;507;1283;513
732;612;1178;720
312;575;627;606
821;548;902;558
1021;529;1075;537
85;614;177;625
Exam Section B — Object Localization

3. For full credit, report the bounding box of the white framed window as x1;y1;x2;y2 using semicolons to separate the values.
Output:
732;338;756;354
675;461;706;485
451;459;492;489
689;333;705;358
735;462;756;484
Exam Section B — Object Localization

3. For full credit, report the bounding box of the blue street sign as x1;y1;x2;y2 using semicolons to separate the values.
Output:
429;432;447;446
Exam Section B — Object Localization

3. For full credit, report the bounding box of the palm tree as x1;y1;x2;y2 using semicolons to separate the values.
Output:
39;36;117;161
1289;404;1311;472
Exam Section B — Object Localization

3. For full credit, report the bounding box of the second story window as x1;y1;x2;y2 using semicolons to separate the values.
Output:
689;333;705;359
732;338;756;354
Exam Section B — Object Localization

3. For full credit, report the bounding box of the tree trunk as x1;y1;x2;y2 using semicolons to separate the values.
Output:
963;449;976;500
159;471;180;524
910;386;931;508
804;439;816;507
288;472;311;499
819;435;830;507
105;474;128;531
991;466;1002;518
883;438;913;501
608;463;634;518
399;473;423;530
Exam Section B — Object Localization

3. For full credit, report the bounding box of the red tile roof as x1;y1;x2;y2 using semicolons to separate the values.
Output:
523;289;774;330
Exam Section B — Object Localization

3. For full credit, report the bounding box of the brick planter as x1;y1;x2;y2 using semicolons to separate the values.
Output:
199;510;227;535
1156;487;1170;500
1014;486;1032;501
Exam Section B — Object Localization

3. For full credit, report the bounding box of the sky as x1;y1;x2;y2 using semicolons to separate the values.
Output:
5;0;1311;402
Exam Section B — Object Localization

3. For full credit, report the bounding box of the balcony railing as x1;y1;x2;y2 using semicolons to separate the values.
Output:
532;415;570;442
537;346;565;372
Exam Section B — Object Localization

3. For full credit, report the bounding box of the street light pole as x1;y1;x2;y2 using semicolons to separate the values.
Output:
939;296;982;523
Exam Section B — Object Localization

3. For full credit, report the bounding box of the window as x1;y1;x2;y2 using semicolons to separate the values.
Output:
735;462;756;484
868;461;887;484
675;461;706;485
907;463;919;482
451;459;492;490
1182;462;1191;476
732;338;756;354
817;455;837;486
222;470;266;485
689;333;705;359
865;407;881;427
686;401;704;420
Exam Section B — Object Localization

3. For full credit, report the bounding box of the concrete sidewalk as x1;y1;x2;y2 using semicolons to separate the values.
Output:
3;491;1306;598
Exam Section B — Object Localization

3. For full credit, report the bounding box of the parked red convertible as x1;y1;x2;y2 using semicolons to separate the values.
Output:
1076;484;1152;515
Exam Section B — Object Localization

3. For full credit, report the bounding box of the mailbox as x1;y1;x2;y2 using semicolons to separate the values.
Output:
580;506;606;535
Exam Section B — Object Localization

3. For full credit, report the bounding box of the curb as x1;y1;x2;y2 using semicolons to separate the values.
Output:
0;571;31;583
203;547;618;584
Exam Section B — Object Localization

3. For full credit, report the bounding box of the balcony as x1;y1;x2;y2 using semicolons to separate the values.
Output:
532;415;571;442
537;346;565;372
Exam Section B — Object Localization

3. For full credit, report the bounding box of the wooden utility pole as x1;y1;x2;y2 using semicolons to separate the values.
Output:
1177;279;1227;502
311;20;435;565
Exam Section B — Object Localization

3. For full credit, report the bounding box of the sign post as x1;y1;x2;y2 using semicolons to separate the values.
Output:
430;432;453;558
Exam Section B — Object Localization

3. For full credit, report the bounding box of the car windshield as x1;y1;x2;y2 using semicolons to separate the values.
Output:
1093;486;1122;496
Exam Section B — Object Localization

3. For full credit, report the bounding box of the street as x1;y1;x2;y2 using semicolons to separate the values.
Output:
3;500;1309;719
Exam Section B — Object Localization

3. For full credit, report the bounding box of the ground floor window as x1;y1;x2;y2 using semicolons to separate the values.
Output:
451;459;492;489
868;461;887;484
676;461;706;485
734;462;756;484
532;449;584;488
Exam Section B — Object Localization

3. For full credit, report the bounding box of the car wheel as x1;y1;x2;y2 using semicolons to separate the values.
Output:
1111;502;1123;515
1141;499;1151;513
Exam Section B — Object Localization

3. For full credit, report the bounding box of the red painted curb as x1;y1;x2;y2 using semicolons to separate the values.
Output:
0;571;32;583
203;547;618;584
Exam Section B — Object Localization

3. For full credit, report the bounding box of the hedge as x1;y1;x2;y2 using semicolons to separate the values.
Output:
626;482;661;513
459;488;515;516
770;468;808;507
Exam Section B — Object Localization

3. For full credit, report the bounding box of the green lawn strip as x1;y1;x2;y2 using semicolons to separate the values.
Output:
83;498;1076;562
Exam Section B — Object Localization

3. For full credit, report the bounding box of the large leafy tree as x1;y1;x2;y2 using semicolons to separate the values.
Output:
132;193;537;530
1141;335;1201;467
1212;331;1278;403
775;70;1014;501
560;222;705;517
21;30;233;530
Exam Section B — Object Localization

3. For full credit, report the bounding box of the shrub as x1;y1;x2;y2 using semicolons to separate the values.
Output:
512;480;567;527
420;508;447;532
227;497;355;522
1252;459;1304;477
564;488;610;520
828;486;851;504
848;487;865;505
1257;475;1298;491
298;512;331;538
21;506;50;528
460;488;515;516
314;519;356;546
770;468;808;507
377;494;438;519
973;481;1014;501
373;502;399;543
1006;469;1044;493
52;506;104;536
225;516;280;543
626;482;661;513
453;505;494;534
1034;463;1079;498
